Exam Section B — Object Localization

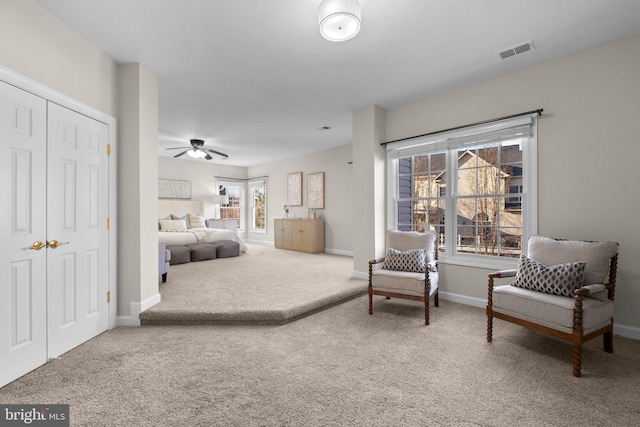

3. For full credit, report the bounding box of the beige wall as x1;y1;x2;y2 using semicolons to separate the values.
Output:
248;143;354;254
376;33;640;333
158;156;247;219
0;0;118;116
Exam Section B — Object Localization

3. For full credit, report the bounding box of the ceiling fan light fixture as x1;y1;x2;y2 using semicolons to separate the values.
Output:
187;149;206;159
318;0;361;42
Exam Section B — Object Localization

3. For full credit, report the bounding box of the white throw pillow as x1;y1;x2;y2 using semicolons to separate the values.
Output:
159;219;188;232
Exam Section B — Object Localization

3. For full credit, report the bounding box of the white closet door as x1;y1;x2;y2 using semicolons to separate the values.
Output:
0;81;48;386
46;103;109;358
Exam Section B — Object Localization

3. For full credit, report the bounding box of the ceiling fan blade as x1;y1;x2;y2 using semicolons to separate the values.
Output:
205;148;229;159
174;150;188;158
204;153;213;160
166;147;189;150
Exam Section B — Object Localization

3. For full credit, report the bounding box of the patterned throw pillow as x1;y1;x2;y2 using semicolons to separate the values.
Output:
512;255;586;297
188;212;206;229
383;248;427;273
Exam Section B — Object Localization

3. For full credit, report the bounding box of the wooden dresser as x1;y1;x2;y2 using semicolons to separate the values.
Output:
274;218;324;253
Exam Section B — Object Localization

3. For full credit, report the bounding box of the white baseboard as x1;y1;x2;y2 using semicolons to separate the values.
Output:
115;293;161;327
614;323;640;340
324;248;354;257
352;271;367;280
245;239;354;257
439;291;486;308
244;239;273;245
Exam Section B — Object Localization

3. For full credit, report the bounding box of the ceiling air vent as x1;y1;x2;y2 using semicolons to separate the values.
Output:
496;40;535;60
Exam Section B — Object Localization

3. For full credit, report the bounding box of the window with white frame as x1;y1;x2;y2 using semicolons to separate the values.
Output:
248;178;267;233
218;181;244;232
387;114;538;268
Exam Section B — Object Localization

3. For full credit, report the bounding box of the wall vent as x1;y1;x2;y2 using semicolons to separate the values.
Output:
496;40;535;60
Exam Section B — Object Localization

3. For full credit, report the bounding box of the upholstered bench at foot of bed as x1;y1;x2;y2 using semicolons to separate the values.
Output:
167;245;191;265
210;240;240;258
187;243;218;262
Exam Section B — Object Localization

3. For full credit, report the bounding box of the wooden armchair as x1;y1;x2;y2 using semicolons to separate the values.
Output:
368;230;439;325
486;236;619;376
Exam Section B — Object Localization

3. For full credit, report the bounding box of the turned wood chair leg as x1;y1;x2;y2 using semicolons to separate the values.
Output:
572;343;582;377
487;311;493;342
434;290;439;307
604;331;614;353
424;300;429;326
368;286;373;315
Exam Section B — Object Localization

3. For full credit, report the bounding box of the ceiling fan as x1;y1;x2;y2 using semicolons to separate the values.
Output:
166;139;228;160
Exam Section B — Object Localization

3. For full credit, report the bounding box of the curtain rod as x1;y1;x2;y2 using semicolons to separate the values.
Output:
381;109;543;146
214;175;268;181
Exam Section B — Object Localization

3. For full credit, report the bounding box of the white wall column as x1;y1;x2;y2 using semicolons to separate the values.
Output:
352;105;387;276
117;63;159;323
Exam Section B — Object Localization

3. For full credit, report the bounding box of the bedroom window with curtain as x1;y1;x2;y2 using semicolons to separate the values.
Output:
218;181;244;233
248;178;267;233
386;113;538;269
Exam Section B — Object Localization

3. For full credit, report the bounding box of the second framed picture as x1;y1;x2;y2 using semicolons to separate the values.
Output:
307;172;324;209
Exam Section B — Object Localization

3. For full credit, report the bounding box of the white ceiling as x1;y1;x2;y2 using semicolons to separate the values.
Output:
37;0;640;166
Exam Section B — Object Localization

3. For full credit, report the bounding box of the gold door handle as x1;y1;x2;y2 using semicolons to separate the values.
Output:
47;240;70;249
28;241;46;251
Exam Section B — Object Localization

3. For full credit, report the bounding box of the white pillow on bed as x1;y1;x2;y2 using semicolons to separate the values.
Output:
170;213;190;229
159;219;188;232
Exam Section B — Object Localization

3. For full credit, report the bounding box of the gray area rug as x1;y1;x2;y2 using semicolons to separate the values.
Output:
141;243;367;325
2;299;639;426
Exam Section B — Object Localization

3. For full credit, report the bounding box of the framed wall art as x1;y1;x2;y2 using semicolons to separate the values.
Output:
287;172;302;206
158;179;191;199
307;172;324;209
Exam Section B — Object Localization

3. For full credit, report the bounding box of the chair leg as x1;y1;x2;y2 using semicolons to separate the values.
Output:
162;272;167;283
368;286;373;315
424;299;429;326
487;309;493;342
434;290;439;307
572;342;582;377
604;331;614;353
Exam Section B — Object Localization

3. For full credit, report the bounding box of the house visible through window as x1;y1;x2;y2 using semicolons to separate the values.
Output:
248;178;267;233
387;114;538;267
218;181;243;232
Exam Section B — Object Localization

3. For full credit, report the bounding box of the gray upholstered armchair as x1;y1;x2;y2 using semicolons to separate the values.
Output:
159;241;170;283
487;236;619;377
368;230;439;325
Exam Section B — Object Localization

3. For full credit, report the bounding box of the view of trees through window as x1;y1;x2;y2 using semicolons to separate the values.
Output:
250;183;266;230
397;139;524;258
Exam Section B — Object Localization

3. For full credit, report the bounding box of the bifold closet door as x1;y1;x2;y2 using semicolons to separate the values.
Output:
0;81;48;386
0;82;110;387
46;102;109;359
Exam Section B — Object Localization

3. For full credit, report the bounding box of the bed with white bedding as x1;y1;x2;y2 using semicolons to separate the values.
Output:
157;199;247;253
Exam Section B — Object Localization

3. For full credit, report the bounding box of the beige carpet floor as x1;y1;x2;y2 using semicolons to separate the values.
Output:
141;243;367;324
2;245;640;426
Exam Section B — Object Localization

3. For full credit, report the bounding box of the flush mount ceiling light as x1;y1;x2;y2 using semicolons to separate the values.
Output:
318;0;361;42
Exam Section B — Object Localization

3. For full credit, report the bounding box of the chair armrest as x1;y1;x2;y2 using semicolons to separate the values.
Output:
489;269;517;279
369;257;385;266
575;284;610;301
